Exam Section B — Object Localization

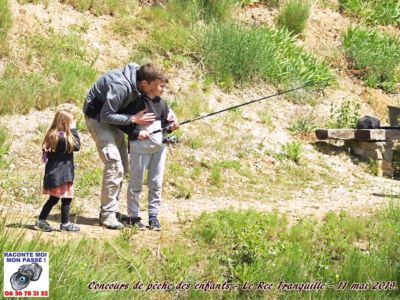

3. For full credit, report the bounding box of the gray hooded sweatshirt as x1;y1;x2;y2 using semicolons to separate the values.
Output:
83;63;141;125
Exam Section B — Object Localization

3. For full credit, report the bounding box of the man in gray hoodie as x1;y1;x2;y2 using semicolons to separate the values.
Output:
83;63;178;229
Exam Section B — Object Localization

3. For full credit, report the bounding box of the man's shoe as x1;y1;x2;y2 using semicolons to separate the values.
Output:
148;218;161;231
116;212;124;222
125;217;146;230
34;220;53;232
99;213;124;230
60;223;80;232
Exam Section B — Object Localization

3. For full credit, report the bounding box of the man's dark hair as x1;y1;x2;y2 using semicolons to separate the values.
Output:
137;63;169;83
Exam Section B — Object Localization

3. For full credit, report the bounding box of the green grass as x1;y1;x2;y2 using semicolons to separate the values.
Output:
109;15;137;37
130;2;201;61
203;23;334;90
0;0;12;56
276;0;314;36
59;0;138;16
17;0;48;4
191;207;400;298
196;0;240;21
339;0;400;26
75;168;102;198
2;205;399;299
168;0;241;22
343;26;400;92
166;92;209;122
0;126;10;164
0;32;98;115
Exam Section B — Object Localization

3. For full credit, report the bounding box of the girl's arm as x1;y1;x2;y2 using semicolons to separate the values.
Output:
71;129;81;151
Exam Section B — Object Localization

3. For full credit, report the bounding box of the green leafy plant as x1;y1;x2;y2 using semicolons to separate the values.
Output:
327;100;361;129
276;141;302;163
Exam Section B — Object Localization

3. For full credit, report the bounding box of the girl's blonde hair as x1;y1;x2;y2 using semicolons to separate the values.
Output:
43;110;77;153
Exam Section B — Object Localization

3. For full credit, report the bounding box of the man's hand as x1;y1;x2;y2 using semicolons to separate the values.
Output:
138;130;150;141
167;109;179;131
131;109;156;125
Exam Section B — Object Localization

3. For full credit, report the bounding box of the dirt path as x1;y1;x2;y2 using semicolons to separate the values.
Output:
2;174;398;247
1;104;400;247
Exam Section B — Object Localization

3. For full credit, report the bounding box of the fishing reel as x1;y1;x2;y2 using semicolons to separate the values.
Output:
163;135;181;144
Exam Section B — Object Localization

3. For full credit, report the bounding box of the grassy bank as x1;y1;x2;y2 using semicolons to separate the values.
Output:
1;205;399;299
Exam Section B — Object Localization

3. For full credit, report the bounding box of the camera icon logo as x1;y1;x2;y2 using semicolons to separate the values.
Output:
10;263;43;290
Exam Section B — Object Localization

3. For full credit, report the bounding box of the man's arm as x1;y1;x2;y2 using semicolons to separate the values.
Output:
100;82;132;125
100;82;156;126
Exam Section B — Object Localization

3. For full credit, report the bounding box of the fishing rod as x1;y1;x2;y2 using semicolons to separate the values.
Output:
152;82;319;135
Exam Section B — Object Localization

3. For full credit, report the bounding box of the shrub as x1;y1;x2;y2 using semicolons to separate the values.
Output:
342;26;400;92
276;0;314;36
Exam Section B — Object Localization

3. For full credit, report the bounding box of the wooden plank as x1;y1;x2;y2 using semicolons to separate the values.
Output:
315;129;360;140
314;129;398;141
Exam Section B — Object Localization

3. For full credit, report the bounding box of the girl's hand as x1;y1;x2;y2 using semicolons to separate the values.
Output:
138;130;150;141
71;119;77;129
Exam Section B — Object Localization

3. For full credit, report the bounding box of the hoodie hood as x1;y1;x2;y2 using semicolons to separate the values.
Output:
123;62;140;92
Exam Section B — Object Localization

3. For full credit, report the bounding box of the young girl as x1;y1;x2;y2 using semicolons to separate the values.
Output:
35;110;81;232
